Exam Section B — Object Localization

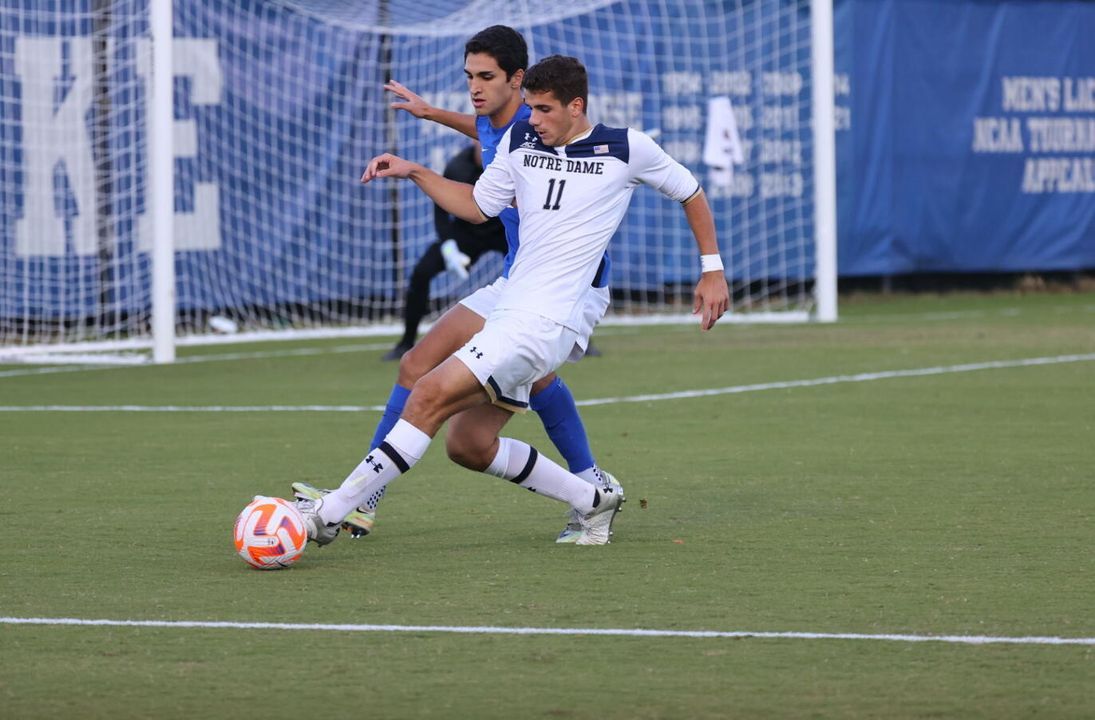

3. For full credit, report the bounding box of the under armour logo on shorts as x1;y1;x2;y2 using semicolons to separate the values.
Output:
468;346;484;359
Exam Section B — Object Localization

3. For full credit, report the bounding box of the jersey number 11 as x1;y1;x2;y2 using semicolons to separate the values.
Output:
543;178;566;210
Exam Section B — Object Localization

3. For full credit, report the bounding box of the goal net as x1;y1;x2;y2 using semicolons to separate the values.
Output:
1;0;835;363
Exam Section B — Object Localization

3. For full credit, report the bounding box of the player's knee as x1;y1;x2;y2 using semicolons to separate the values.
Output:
397;345;431;386
405;372;441;410
401;374;452;432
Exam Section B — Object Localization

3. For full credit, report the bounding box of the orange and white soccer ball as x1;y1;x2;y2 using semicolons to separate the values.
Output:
233;496;307;570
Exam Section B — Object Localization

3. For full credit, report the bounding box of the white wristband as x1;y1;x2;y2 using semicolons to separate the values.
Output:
700;254;724;273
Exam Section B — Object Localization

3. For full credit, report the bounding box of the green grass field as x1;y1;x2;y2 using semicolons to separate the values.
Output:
3;292;1094;719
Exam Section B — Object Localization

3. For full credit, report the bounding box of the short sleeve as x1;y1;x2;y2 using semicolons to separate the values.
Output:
628;129;701;203
472;128;517;218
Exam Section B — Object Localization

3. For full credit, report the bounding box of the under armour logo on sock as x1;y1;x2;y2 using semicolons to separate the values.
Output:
365;454;384;473
468;346;484;359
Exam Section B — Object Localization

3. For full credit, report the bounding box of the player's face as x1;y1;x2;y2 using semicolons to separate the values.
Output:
464;52;520;119
526;90;581;147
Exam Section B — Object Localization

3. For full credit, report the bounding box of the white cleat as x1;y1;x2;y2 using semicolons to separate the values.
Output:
294;497;340;546
558;470;619;543
292;481;375;538
574;476;625;546
555;508;583;544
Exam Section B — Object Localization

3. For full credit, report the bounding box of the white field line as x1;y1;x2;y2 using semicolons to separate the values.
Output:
0;404;377;412
0;342;394;379
3;300;1093;378
574;352;1095;407
1;617;1091;646
1;352;1093;413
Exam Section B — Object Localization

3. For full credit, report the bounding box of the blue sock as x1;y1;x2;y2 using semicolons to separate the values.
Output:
363;384;412;512
530;377;596;474
371;384;411;453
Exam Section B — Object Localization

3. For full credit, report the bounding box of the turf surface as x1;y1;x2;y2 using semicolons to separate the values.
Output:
2;292;1093;719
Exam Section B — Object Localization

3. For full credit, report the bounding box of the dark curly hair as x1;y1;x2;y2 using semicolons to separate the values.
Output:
464;26;528;80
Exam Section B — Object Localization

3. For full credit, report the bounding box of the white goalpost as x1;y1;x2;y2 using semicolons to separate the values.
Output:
811;0;838;323
149;0;174;364
0;0;837;365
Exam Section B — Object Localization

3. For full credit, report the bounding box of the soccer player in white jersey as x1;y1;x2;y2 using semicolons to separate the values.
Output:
293;27;612;543
296;55;729;546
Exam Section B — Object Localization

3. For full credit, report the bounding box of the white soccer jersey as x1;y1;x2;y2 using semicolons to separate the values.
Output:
472;122;700;330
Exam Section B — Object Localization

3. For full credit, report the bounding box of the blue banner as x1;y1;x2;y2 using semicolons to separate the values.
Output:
4;0;1093;326
835;0;1095;276
2;0;816;322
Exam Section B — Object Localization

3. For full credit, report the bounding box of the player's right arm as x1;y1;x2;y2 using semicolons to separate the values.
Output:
361;153;488;224
385;80;478;140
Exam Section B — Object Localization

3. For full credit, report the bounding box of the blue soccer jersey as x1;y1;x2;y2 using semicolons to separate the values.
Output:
477;105;530;168
476;106;529;277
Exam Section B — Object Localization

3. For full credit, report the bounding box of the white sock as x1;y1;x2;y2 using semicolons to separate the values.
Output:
485;438;598;514
575;466;603;486
319;419;431;525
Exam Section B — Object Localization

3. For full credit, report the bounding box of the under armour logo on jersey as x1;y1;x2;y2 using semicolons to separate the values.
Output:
468;346;484;359
365;454;383;473
520;132;538;149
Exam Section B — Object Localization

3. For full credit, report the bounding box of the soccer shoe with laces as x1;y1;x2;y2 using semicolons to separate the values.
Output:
555;509;583;544
291;481;376;538
556;470;619;544
293;497;340;546
574;476;625;546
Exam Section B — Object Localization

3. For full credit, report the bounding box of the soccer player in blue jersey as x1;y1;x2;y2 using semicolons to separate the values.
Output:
293;26;611;543
293;54;729;546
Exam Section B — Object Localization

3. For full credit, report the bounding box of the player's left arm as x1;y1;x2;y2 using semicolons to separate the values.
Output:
681;189;730;331
632;130;730;330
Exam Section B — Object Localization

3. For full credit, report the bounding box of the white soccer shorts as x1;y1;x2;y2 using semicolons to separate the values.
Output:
458;276;507;318
459;279;610;361
454;309;581;413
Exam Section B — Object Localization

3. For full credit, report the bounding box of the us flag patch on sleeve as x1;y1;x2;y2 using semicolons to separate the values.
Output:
593;144;609;154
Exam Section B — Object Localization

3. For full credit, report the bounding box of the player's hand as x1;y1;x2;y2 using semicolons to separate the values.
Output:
692;272;730;331
440;239;471;280
385;80;431;118
361;153;417;183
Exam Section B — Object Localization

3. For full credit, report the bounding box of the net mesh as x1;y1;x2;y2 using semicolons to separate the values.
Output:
1;0;817;355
